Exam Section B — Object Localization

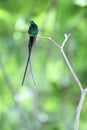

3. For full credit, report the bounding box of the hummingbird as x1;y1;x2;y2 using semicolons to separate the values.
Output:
22;20;38;86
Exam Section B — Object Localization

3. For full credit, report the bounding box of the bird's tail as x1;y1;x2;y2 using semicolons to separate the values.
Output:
21;54;30;86
29;60;36;86
22;36;36;86
21;54;36;86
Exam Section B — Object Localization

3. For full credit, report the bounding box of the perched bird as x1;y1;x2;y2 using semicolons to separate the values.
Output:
22;21;38;86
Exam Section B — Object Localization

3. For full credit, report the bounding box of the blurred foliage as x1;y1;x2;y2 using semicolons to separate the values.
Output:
0;0;87;130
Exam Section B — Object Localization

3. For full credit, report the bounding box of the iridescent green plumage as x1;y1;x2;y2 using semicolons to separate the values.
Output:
22;21;38;86
28;21;38;36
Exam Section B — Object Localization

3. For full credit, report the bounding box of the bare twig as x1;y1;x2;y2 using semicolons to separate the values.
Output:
74;89;87;130
43;34;83;92
37;33;86;130
60;48;83;92
61;33;71;48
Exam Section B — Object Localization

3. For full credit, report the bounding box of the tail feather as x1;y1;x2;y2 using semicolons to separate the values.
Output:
21;36;36;86
29;60;36;86
21;54;30;86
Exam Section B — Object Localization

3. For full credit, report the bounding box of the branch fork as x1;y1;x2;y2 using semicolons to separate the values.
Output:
38;33;87;130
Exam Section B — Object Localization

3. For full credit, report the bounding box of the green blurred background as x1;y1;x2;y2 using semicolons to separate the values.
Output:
0;0;87;130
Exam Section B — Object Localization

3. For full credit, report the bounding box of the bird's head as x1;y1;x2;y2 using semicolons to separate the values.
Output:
30;20;35;25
